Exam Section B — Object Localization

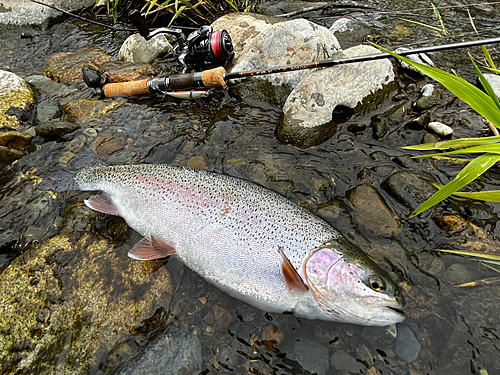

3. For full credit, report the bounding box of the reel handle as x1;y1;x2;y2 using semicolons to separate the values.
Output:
101;67;227;98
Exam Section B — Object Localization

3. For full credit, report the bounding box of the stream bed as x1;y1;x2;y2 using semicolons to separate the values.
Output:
1;0;500;374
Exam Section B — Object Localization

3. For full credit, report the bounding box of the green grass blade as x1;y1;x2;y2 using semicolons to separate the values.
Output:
372;44;500;129
481;260;500;266
437;249;500;261
412;143;500;158
402;136;500;151
408;153;500;218
433;183;500;202
471;57;500;111
481;262;500;274
398;17;444;33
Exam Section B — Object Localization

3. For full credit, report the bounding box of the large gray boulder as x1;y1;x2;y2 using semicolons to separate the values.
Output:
0;0;95;28
277;44;396;148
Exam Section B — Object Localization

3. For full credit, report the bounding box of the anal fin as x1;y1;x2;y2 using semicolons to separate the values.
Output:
278;246;309;293
84;194;122;216
128;236;177;261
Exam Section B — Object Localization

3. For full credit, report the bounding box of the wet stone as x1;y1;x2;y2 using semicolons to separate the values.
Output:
212;304;233;330
423;132;439;144
63;98;124;124
445;263;473;285
317;202;341;222
33;120;80;138
381;171;437;211
0;145;26;169
394;326;421;363
262;325;284;348
99;61;157;83
118;329;202;375
0;70;36;131
0;232;174;374
330;349;365;373
347;184;401;237
406;113;430;130
90;129;127;160
35;99;62;124
0;130;32;150
42;47;111;85
285;338;329;375
435;215;468;232
414;84;441;111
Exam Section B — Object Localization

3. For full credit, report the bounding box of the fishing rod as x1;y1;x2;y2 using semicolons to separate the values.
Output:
89;36;500;98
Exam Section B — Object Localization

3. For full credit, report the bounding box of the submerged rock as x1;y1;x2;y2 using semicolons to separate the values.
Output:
394;326;421;363
382;171;437;212
414;84;441;111
0;232;174;374
118;329;202;375
0;70;36;130
278;45;395;148
347;183;401;237
43;47;111;85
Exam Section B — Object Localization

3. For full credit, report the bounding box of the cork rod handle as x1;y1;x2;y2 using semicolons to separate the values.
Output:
103;79;151;97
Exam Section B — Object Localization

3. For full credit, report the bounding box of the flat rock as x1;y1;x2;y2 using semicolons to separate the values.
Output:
347;183;401;237
0;232;175;374
394;326;421;363
0;130;32;150
43;47;111;85
0;70;36;130
278;45;395;148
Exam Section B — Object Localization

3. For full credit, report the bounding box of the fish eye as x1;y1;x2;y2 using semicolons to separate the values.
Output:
368;276;385;292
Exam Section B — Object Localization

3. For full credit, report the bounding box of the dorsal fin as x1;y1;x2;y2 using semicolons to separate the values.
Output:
128;236;177;260
84;194;122;216
278;246;309;293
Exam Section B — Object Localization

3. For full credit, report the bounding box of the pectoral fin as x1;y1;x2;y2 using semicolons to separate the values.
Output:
128;236;177;260
84;194;122;216
278;246;309;293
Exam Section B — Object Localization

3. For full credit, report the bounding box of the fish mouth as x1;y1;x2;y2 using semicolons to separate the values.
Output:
386;306;405;315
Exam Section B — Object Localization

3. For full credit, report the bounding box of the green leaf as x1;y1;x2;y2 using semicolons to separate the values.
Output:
402;136;500;151
408;153;500;218
471;57;500;111
372;44;500;129
412;143;500;158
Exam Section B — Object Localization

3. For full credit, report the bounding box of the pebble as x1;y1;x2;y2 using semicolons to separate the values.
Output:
428;121;453;136
262;325;284;348
330;349;365;373
35;100;62;124
394;325;421;363
414;84;440;111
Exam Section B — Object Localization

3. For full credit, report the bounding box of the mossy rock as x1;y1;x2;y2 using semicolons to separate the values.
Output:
0;70;36;131
0;232;174;374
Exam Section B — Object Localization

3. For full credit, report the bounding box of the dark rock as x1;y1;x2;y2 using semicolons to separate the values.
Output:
43;47;111;85
371;116;390;140
34;120;80;138
90;129;127;159
347;123;367;133
423;132;439;144
381;171;437;211
406;112;431;130
414;84;441;111
284;338;329;375
445;263;473;285
118;329;202;375
394;326;421;363
434;215;468;232
0;145;26;169
347;184;401;236
35;99;62;123
330;350;365;373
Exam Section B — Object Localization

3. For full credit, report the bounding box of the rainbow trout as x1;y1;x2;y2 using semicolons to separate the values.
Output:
75;164;405;326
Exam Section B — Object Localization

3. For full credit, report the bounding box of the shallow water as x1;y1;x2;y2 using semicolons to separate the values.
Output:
2;1;500;374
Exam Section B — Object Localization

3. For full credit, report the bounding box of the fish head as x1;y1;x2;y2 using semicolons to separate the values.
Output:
303;240;405;326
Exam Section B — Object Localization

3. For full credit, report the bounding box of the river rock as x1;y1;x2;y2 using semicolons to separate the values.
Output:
212;13;277;70
35;99;62;123
25;75;79;101
0;70;36;130
428;121;453;137
381;171;438;212
43;47;111;85
394;326;421;363
330;17;371;49
118;329;202;375
118;34;175;64
278;45;396;148
98;61;157;83
63;98;124;123
414;84;440;111
482;73;500;99
224;15;340;104
0;232;175;374
347;184;401;236
330;350;365;373
33;119;80;138
0;130;32;150
0;0;95;29
284;338;329;375
395;47;434;74
0;146;26;169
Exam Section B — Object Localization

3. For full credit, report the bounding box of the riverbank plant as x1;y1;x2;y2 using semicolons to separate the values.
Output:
373;44;500;219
